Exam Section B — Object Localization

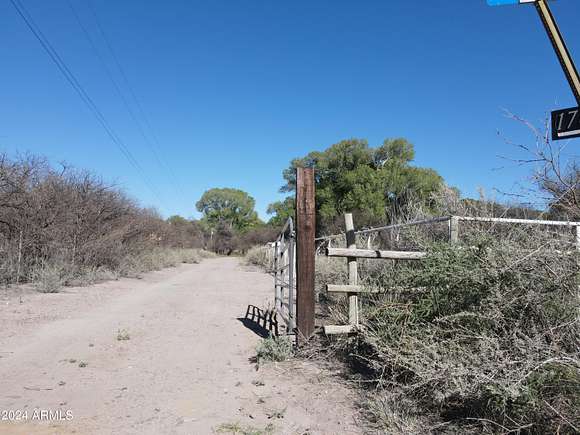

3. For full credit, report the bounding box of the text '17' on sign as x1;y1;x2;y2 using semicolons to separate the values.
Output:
552;107;580;140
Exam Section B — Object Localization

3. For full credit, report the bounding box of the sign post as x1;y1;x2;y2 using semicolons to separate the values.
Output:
533;0;580;105
488;0;580;140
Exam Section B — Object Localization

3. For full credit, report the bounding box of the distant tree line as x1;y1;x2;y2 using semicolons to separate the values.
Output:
3;129;572;285
201;135;575;255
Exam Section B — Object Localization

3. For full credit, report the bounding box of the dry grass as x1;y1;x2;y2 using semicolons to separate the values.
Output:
29;248;213;292
244;245;274;271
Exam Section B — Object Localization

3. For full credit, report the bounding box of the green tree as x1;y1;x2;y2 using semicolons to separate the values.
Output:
279;138;443;228
195;188;260;231
266;197;295;226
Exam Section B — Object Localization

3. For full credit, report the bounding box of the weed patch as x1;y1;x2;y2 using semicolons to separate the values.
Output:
256;335;293;364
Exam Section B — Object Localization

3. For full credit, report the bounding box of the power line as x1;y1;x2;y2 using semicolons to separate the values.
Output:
84;0;187;199
9;0;166;206
68;0;186;200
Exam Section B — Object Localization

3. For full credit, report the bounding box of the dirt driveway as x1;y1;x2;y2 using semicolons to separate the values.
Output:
0;257;362;435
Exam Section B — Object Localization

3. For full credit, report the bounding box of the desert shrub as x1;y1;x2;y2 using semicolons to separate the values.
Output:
0;153;210;291
256;334;294;364
30;261;68;293
116;329;130;341
244;245;273;270
178;249;202;264
236;226;279;254
314;256;347;291
324;235;579;434
197;249;217;259
66;266;119;287
115;248;204;278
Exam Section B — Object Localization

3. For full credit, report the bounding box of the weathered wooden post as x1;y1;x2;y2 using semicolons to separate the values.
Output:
344;213;359;326
295;167;315;341
449;216;459;244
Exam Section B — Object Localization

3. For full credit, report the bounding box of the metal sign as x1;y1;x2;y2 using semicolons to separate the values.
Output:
489;0;580;140
552;106;580;140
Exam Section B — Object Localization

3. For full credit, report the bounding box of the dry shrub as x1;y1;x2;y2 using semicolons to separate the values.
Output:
65;266;119;287
30;261;68;293
116;248;204;279
323;230;579;434
256;334;294;364
0;153;208;291
244;245;274;270
197;249;217;260
315;256;348;292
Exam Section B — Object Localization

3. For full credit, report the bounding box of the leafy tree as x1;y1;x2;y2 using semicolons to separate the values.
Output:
212;222;236;255
277;138;443;229
266;197;295;226
195;188;260;232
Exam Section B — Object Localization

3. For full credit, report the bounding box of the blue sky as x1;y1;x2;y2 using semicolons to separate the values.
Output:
1;0;579;220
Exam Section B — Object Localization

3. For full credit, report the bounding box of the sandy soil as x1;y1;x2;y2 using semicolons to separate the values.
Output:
0;257;363;435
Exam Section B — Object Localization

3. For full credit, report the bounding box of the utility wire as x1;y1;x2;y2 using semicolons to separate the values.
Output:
10;0;166;206
84;0;187;200
66;0;183;202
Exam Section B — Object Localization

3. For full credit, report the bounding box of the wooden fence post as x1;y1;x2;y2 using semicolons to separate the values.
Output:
295;167;316;341
344;213;359;326
449;216;459;244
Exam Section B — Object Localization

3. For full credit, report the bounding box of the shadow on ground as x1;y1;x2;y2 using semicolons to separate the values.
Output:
238;304;278;338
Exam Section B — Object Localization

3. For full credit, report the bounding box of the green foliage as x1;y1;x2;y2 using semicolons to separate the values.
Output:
196;188;261;232
256;334;294;363
266;197;295;226
167;215;189;226
278;138;443;229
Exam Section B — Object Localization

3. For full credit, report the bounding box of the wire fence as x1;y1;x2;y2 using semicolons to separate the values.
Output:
315;215;580;253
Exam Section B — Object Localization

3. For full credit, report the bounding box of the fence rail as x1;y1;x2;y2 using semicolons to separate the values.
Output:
323;213;580;335
316;214;580;249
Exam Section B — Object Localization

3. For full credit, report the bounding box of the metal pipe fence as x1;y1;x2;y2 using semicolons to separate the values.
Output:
272;217;296;334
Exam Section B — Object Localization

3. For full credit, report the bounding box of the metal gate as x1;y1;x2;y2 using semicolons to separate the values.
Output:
273;217;296;334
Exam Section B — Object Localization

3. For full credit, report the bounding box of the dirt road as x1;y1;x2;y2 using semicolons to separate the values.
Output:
0;257;361;435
